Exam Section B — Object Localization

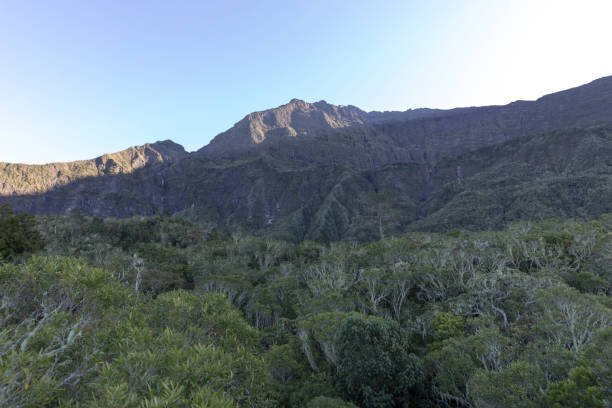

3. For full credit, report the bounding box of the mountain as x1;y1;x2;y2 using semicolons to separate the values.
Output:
200;76;612;168
2;76;612;240
201;99;369;155
412;126;612;232
200;99;450;157
0;140;186;197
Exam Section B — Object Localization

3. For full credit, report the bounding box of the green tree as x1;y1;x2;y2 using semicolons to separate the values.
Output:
543;366;604;408
335;315;424;408
425;327;511;407
537;285;611;353
0;202;45;260
579;327;612;403
470;361;546;408
0;256;135;407
431;311;464;347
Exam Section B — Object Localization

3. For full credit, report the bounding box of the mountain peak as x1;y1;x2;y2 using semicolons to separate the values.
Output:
200;99;368;155
146;140;188;161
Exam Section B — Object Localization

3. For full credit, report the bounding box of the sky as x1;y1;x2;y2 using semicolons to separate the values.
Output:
1;0;611;164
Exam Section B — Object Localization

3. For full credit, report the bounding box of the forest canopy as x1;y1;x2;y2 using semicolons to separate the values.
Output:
1;211;611;407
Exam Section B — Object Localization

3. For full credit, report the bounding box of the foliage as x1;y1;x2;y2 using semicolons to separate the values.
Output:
306;396;358;408
0;202;45;261
0;256;274;407
94;290;273;407
335;315;424;408
543;366;604;408
0;256;135;406
2;211;612;407
470;361;546;408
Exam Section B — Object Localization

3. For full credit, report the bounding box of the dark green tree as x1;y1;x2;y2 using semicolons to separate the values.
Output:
543;366;604;408
470;361;546;408
335;315;424;408
0;202;45;261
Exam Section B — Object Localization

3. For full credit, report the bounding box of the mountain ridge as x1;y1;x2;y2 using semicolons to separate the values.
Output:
2;75;612;240
200;98;369;155
199;75;612;166
0;140;186;196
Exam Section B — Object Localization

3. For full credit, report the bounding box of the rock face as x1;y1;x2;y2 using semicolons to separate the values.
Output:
3;75;612;240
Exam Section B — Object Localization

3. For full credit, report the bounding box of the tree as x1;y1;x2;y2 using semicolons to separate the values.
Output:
425;327;511;407
430;312;464;349
0;202;45;261
543;367;604;408
580;327;612;402
470;361;546;408
360;268;389;314
0;256;135;407
335;315;424;408
537;285;611;353
388;262;414;321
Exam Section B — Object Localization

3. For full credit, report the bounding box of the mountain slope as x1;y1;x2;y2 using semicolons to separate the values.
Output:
0;140;186;196
4;126;612;241
412;126;612;231
201;75;612;168
3;76;612;240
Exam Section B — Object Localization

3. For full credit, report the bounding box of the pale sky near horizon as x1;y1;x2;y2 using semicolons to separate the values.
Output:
1;0;611;164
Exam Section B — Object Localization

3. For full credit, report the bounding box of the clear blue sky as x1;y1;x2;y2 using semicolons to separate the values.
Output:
1;0;611;164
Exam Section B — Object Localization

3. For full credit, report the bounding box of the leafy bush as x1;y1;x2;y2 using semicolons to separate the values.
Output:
0;256;134;406
0;257;275;407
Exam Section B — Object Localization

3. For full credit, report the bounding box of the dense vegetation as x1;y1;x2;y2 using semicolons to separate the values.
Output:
1;205;611;407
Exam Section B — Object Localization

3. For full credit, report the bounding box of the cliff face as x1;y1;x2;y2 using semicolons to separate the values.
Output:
3;76;612;240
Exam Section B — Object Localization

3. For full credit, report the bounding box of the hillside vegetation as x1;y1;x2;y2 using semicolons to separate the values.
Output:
1;205;611;407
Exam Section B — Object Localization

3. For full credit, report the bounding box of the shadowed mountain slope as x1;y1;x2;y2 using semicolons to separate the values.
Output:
2;76;612;240
412;126;612;232
4;127;612;241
